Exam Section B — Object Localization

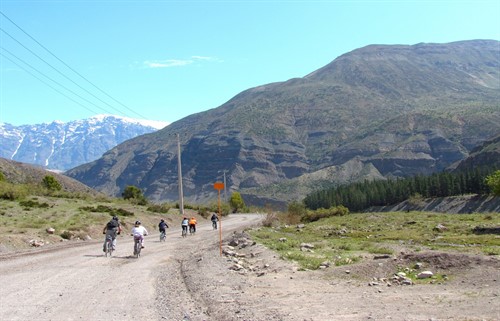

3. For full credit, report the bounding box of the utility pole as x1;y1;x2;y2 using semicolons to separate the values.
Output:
223;170;227;202
176;133;184;215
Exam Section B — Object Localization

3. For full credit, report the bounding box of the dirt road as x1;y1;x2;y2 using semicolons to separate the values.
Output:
0;214;263;321
1;213;499;321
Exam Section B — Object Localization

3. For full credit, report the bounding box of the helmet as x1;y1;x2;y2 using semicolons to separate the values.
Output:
112;216;118;221
135;220;141;225
160;219;164;222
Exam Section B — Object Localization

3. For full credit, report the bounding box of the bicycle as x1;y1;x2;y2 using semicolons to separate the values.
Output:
212;220;217;230
181;226;188;238
133;236;142;258
160;230;166;242
189;225;196;235
104;235;114;257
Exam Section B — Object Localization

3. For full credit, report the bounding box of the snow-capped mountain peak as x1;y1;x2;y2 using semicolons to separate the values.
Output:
0;115;167;171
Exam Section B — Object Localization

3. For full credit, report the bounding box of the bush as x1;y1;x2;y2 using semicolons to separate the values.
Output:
262;212;279;227
0;182;29;200
147;203;171;213
42;175;62;192
122;185;148;205
485;170;500;196
301;205;349;222
229;192;245;213
60;230;73;240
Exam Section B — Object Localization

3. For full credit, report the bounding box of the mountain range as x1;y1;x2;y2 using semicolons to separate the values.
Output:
24;40;500;207
0;115;167;171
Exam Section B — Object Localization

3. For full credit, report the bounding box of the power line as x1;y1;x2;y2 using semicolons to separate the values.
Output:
0;11;149;120
0;46;113;115
0;52;101;115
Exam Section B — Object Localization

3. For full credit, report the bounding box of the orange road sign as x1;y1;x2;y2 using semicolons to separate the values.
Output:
214;181;224;190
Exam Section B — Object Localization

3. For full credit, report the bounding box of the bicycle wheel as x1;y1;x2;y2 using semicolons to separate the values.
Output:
160;231;166;242
105;238;113;257
182;227;187;238
108;240;113;257
134;241;141;258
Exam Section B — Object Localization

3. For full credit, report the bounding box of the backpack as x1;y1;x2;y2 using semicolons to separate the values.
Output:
106;220;119;229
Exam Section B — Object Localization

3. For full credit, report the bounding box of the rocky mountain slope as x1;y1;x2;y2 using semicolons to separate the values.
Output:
0;115;167;171
65;40;500;206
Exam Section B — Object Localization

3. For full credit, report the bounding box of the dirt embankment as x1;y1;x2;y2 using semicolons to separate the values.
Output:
367;194;500;214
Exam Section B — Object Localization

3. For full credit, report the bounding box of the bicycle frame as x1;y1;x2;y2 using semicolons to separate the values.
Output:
104;235;113;257
133;236;142;258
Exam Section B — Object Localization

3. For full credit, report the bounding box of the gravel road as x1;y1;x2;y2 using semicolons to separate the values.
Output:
0;214;263;321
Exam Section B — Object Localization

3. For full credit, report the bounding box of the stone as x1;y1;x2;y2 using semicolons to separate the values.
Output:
417;271;434;279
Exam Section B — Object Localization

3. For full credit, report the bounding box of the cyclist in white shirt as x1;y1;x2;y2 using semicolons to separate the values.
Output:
131;221;148;248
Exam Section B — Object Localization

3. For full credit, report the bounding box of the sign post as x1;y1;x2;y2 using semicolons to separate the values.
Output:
213;181;224;256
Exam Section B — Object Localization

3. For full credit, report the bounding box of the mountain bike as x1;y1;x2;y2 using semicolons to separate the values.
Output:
133;236;142;258
189;225;196;235
182;226;188;238
104;235;114;257
160;230;166;242
212;220;217;230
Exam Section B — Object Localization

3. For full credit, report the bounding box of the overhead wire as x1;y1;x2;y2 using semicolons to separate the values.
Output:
0;10;148;120
0;51;101;115
0;46;109;115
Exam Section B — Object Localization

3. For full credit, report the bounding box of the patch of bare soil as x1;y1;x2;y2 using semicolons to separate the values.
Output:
165;230;500;321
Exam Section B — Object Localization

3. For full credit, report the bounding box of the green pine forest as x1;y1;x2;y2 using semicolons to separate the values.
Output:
304;166;498;212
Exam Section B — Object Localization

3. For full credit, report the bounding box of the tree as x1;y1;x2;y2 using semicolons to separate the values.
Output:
229;192;245;213
42;175;62;191
122;185;148;205
485;170;500;196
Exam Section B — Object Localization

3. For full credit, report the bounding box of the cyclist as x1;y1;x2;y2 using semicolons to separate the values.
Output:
131;220;148;248
158;219;169;238
211;213;218;229
181;217;189;235
102;216;122;252
159;219;169;232
188;217;197;234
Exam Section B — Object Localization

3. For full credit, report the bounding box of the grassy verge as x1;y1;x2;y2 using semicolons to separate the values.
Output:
0;196;186;250
249;211;500;270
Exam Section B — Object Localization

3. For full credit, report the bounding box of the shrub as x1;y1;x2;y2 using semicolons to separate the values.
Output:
19;200;50;209
262;212;279;227
485;170;500;196
122;185;148;205
301;205;349;222
229;192;245;213
147;204;171;213
60;230;73;240
42;175;62;192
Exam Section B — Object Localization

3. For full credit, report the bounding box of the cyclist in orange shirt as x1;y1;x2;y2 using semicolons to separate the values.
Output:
188;217;197;234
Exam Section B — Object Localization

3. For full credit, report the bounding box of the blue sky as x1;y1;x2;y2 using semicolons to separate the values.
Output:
0;0;499;126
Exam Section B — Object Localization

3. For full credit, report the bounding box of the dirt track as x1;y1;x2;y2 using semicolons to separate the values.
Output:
1;213;499;321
